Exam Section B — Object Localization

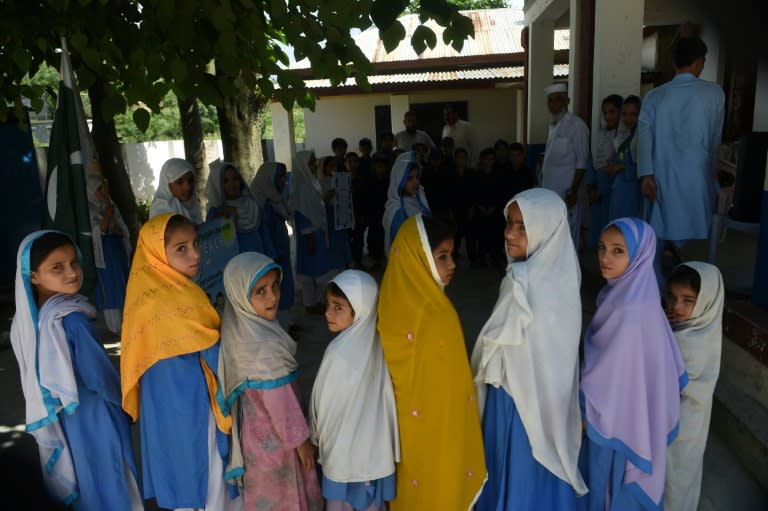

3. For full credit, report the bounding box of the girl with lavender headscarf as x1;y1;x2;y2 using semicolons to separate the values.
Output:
579;218;687;511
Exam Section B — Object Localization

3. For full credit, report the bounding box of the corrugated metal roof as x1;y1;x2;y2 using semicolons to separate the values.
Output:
292;8;569;70
300;64;569;89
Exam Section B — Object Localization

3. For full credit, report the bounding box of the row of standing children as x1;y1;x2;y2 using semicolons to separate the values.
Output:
472;189;723;511
12;193;723;511
379;137;536;270
586;93;644;248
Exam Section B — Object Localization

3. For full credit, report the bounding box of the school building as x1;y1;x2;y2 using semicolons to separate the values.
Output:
269;2;768;492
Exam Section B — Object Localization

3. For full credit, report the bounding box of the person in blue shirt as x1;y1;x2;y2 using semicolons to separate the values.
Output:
637;36;725;286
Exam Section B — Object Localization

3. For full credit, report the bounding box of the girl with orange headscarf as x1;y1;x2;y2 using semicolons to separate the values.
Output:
377;215;486;511
121;213;237;510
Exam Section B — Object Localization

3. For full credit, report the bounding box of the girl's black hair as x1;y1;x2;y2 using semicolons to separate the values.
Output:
668;264;701;294
601;94;623;110
326;282;355;316
164;214;197;243
29;233;76;272
422;216;457;251
623;95;641;108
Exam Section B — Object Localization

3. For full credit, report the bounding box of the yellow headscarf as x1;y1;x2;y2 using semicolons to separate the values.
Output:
120;213;230;433
377;215;486;511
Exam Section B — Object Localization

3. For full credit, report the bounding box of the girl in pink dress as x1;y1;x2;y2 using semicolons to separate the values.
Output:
219;252;323;511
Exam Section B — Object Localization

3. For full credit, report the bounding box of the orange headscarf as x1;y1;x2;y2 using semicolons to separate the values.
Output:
120;213;230;432
378;215;486;510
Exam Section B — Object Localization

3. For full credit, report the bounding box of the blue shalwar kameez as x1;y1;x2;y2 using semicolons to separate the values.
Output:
60;312;141;511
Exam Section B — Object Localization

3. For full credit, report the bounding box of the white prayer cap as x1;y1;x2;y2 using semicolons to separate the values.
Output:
544;83;568;95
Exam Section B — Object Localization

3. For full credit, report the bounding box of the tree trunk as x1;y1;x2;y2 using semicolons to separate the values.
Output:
88;79;140;241
178;95;207;210
216;74;266;183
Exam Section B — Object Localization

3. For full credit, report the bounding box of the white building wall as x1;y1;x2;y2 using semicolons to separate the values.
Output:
122;139;225;202
302;87;520;158
303;93;391;156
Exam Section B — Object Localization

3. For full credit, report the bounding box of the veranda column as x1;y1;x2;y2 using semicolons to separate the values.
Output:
389;94;410;135
270;100;296;166
527;17;555;145
590;0;644;152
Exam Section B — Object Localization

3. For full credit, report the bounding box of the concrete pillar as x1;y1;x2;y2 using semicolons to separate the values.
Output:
568;0;581;115
590;0;644;154
527;18;555;144
271;101;296;166
389;95;410;134
515;88;525;142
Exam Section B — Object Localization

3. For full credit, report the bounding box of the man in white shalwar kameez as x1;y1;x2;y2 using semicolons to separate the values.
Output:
637;36;725;285
540;84;590;251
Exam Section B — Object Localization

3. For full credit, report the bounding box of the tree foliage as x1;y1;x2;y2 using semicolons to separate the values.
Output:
1;0;476;132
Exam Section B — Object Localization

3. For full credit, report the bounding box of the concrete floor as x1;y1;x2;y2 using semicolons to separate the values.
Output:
0;235;765;509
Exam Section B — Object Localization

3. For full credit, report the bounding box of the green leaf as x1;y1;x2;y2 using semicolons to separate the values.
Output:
81;48;101;70
411;25;437;55
170;59;188;81
11;48;32;73
156;0;175;28
133;108;151;132
379;21;406;53
371;0;408;29
70;33;88;51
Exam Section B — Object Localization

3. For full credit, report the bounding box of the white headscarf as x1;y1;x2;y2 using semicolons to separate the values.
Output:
10;231;97;502
218;252;298;486
471;188;587;495
665;262;724;510
250;162;292;220
309;270;400;483
205;160;261;231
382;151;431;255
149;158;203;223
86;172;132;269
290;150;327;233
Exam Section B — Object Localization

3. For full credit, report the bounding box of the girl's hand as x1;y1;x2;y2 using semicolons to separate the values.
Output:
296;440;316;472
306;234;316;255
219;206;237;219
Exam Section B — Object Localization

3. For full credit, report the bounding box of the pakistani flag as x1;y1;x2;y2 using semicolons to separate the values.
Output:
43;37;96;294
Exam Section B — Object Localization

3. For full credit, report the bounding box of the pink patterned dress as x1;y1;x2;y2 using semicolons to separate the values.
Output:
240;381;323;511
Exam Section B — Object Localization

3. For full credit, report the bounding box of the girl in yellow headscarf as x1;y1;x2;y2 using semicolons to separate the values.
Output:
121;213;238;510
378;214;486;511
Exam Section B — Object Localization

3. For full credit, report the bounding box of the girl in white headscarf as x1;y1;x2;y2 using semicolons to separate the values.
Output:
382;151;430;256
149;158;203;223
11;231;142;510
87;171;132;333
291;150;333;314
206;160;273;254
310;270;400;511
219;252;323;511
664;262;724;511
472;188;587;510
251;162;295;328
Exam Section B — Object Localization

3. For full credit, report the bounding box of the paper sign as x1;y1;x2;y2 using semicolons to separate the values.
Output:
195;217;240;315
332;172;354;230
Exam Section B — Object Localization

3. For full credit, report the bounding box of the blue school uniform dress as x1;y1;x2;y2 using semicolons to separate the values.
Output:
295;211;332;278
326;202;353;271
59;312;140;511
94;234;130;311
262;202;295;311
139;344;230;508
478;386;579;511
609;132;642;220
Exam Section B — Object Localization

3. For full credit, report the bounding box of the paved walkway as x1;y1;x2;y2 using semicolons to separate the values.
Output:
0;247;765;510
